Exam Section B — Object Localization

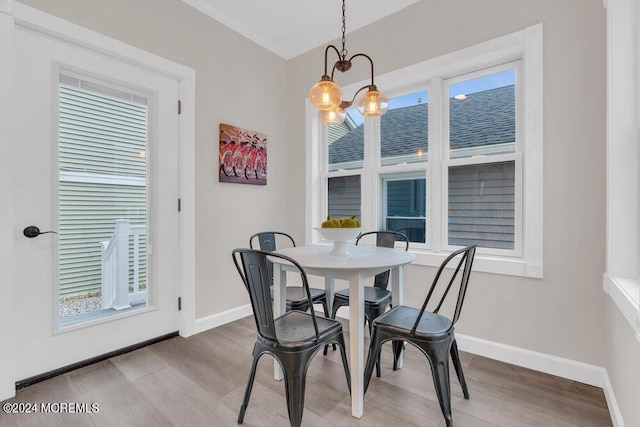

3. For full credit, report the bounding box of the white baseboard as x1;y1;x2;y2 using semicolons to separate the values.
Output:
601;371;626;427
456;334;605;386
187;304;253;336
456;333;623;426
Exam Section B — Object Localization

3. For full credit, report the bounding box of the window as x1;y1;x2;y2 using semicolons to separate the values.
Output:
381;90;428;167
383;174;426;243
307;24;543;277
58;74;149;322
448;162;515;250
328;175;361;219
444;66;519;254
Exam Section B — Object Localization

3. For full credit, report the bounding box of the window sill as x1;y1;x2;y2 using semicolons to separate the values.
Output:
411;249;543;279
603;274;640;341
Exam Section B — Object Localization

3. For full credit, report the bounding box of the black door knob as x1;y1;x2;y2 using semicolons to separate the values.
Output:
23;226;58;238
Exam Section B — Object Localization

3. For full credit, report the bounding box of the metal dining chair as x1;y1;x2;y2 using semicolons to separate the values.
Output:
325;231;409;377
249;231;329;317
232;248;351;427
363;244;477;427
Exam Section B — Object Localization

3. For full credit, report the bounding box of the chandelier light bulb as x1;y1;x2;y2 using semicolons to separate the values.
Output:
357;89;389;118
319;105;346;126
309;78;343;111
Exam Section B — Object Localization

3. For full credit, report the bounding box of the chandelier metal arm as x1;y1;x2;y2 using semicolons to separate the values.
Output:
328;51;377;87
346;53;376;86
338;84;374;109
323;44;342;79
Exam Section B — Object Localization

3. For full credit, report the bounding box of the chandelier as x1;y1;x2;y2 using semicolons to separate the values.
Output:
309;0;389;126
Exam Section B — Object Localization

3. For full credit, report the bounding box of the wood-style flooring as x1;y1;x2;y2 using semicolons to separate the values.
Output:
0;316;612;426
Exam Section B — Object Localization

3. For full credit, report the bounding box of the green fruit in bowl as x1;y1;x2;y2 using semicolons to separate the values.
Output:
320;215;361;228
340;217;356;227
321;215;335;228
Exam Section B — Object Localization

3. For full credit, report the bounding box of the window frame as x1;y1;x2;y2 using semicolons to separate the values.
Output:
442;63;522;256
380;171;428;246
306;24;543;278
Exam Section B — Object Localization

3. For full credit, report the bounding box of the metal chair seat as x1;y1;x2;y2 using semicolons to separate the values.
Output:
371;306;452;339
274;310;343;348
333;286;392;306
287;286;329;310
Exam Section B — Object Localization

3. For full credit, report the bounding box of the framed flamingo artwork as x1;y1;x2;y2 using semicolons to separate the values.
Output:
218;123;267;185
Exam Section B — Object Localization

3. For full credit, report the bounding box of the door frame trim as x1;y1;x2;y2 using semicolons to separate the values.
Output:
0;0;17;402
0;0;197;400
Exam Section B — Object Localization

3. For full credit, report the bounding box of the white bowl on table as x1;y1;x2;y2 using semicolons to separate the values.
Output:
314;227;363;256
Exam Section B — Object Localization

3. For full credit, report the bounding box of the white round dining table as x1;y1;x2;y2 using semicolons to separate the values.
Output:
269;244;416;419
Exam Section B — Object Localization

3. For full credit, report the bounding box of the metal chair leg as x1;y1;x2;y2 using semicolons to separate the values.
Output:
281;351;313;427
238;345;262;424
364;327;384;393
335;333;352;393
324;300;343;355
392;339;403;371
365;308;382;378
320;298;329;318
450;339;469;399
420;341;453;427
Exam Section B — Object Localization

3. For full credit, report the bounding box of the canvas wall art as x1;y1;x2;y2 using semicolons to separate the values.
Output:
219;123;267;185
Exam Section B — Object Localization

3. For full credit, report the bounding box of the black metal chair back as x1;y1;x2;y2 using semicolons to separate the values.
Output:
413;244;476;331
356;231;409;289
232;248;320;344
249;231;295;251
249;231;295;285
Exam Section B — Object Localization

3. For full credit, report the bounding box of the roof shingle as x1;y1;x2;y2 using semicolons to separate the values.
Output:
329;85;515;164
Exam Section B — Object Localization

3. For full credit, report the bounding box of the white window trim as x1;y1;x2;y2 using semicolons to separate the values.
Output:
603;0;640;339
306;23;543;279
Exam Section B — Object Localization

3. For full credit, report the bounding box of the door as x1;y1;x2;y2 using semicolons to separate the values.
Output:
12;23;180;380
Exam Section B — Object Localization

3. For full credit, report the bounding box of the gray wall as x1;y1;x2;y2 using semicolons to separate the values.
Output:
287;0;607;365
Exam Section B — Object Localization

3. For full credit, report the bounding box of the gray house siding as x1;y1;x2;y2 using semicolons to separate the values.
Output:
328;175;361;219
59;83;147;297
448;161;515;249
328;85;515;248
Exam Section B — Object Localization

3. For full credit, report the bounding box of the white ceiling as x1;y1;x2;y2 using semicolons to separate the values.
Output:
181;0;421;60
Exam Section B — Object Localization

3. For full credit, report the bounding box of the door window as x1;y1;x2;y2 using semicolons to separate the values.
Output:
58;75;149;326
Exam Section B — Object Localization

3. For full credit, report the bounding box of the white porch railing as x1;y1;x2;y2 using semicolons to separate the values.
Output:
100;219;147;310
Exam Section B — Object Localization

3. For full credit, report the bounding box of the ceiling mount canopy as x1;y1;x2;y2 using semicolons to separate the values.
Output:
309;0;389;126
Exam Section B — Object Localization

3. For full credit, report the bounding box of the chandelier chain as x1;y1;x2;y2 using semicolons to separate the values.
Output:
341;0;348;59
